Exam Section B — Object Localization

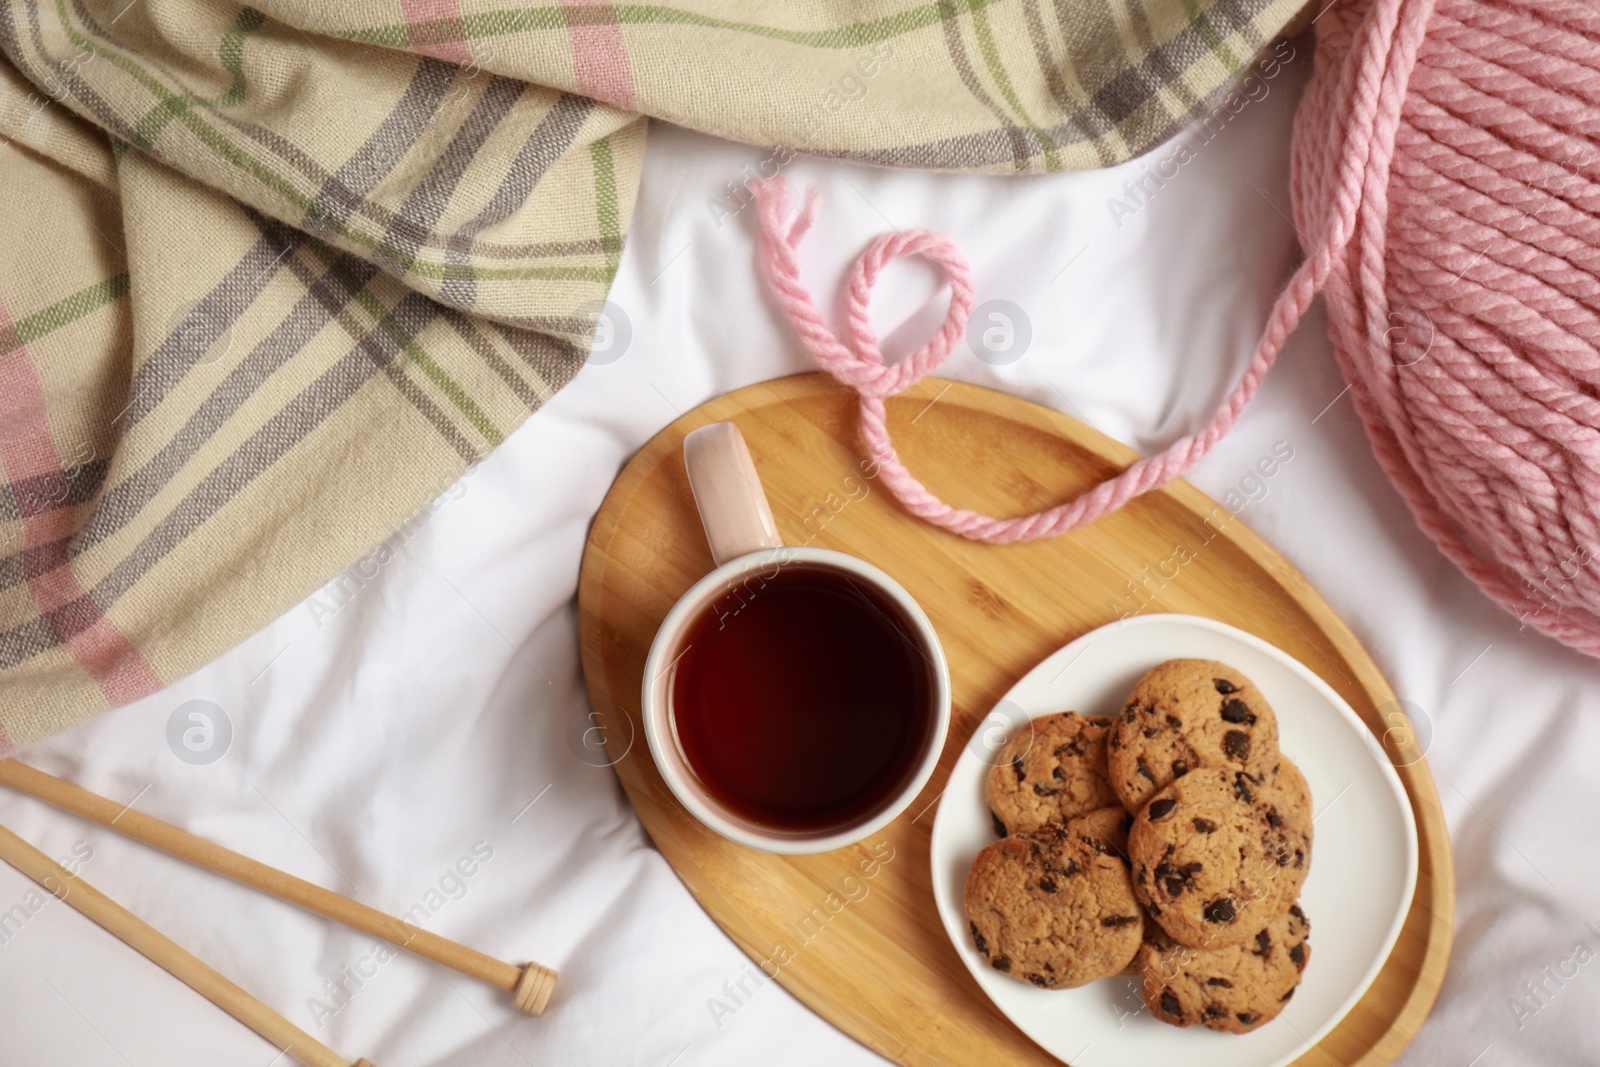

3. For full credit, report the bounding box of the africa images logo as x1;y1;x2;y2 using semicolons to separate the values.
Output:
166;699;232;766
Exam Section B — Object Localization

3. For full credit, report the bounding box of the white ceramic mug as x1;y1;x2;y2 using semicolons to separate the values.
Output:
640;421;951;854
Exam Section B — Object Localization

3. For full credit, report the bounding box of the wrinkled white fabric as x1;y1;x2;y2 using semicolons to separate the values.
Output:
2;54;1596;1066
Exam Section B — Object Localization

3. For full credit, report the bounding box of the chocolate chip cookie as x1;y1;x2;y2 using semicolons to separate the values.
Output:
987;712;1120;836
1140;903;1311;1032
1128;767;1310;949
1108;660;1281;812
964;825;1144;989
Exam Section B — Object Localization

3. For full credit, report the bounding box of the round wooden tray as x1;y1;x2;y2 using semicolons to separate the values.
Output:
576;373;1453;1066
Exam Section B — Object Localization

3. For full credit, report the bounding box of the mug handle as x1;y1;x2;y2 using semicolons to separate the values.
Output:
683;422;784;566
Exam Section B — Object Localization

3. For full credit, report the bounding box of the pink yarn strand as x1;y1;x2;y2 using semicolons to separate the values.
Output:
749;0;1419;543
751;139;1354;544
757;172;1237;541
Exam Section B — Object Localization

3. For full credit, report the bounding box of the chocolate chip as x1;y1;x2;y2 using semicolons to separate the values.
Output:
1267;808;1285;828
1203;1003;1227;1020
1027;973;1050;987
1186;862;1203;874
1193;818;1217;834
1237;1012;1256;1025
1108;732;1121;751
1253;930;1272;957
1103;915;1139;928
1206;977;1232;988
1052;766;1065;780
1147;797;1177;820
1063;859;1079;877
970;922;989;956
1142;725;1160;738
1147;903;1163;916
1136;758;1154;781
1223;730;1252;760
991;812;1008;837
1171;759;1189;777
1214;678;1239;694
1220;698;1256;724
1032;783;1059;797
1232;774;1255;804
1038;877;1058;893
1159;991;1181;1016
1290;903;1306;920
1156;859;1200;897
992;956;1012;972
1123;705;1137;724
1204;898;1237;924
1012;756;1026;782
1290;942;1306;967
1280;987;1296;1001
1165;714;1183;729
1294;849;1305;868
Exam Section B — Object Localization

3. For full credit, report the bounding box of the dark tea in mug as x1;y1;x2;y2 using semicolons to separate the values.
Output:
669;563;938;833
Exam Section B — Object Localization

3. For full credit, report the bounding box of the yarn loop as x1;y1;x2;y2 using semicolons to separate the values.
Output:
754;184;976;400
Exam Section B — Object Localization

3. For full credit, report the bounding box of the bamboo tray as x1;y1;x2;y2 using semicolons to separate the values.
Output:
576;373;1453;1065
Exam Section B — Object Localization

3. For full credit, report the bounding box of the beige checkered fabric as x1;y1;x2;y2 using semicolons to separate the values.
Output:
0;0;1301;748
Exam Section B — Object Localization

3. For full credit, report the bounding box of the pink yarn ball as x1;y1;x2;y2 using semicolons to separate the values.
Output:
1295;0;1600;655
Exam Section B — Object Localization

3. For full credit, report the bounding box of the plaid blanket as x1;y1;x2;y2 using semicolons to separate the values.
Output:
0;0;1301;750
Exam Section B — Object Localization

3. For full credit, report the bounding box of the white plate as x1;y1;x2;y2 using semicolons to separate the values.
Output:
930;614;1418;1067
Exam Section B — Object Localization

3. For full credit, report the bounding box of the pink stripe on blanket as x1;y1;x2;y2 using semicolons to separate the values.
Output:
560;0;635;111
0;298;163;709
402;0;473;65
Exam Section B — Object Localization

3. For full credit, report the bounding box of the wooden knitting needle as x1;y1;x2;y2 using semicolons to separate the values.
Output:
0;821;375;1067
0;760;557;1015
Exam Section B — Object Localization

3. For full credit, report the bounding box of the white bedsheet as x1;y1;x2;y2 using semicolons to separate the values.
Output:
3;52;1598;1066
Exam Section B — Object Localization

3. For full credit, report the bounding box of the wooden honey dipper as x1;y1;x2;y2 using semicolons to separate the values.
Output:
0;760;557;1015
0;821;375;1067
